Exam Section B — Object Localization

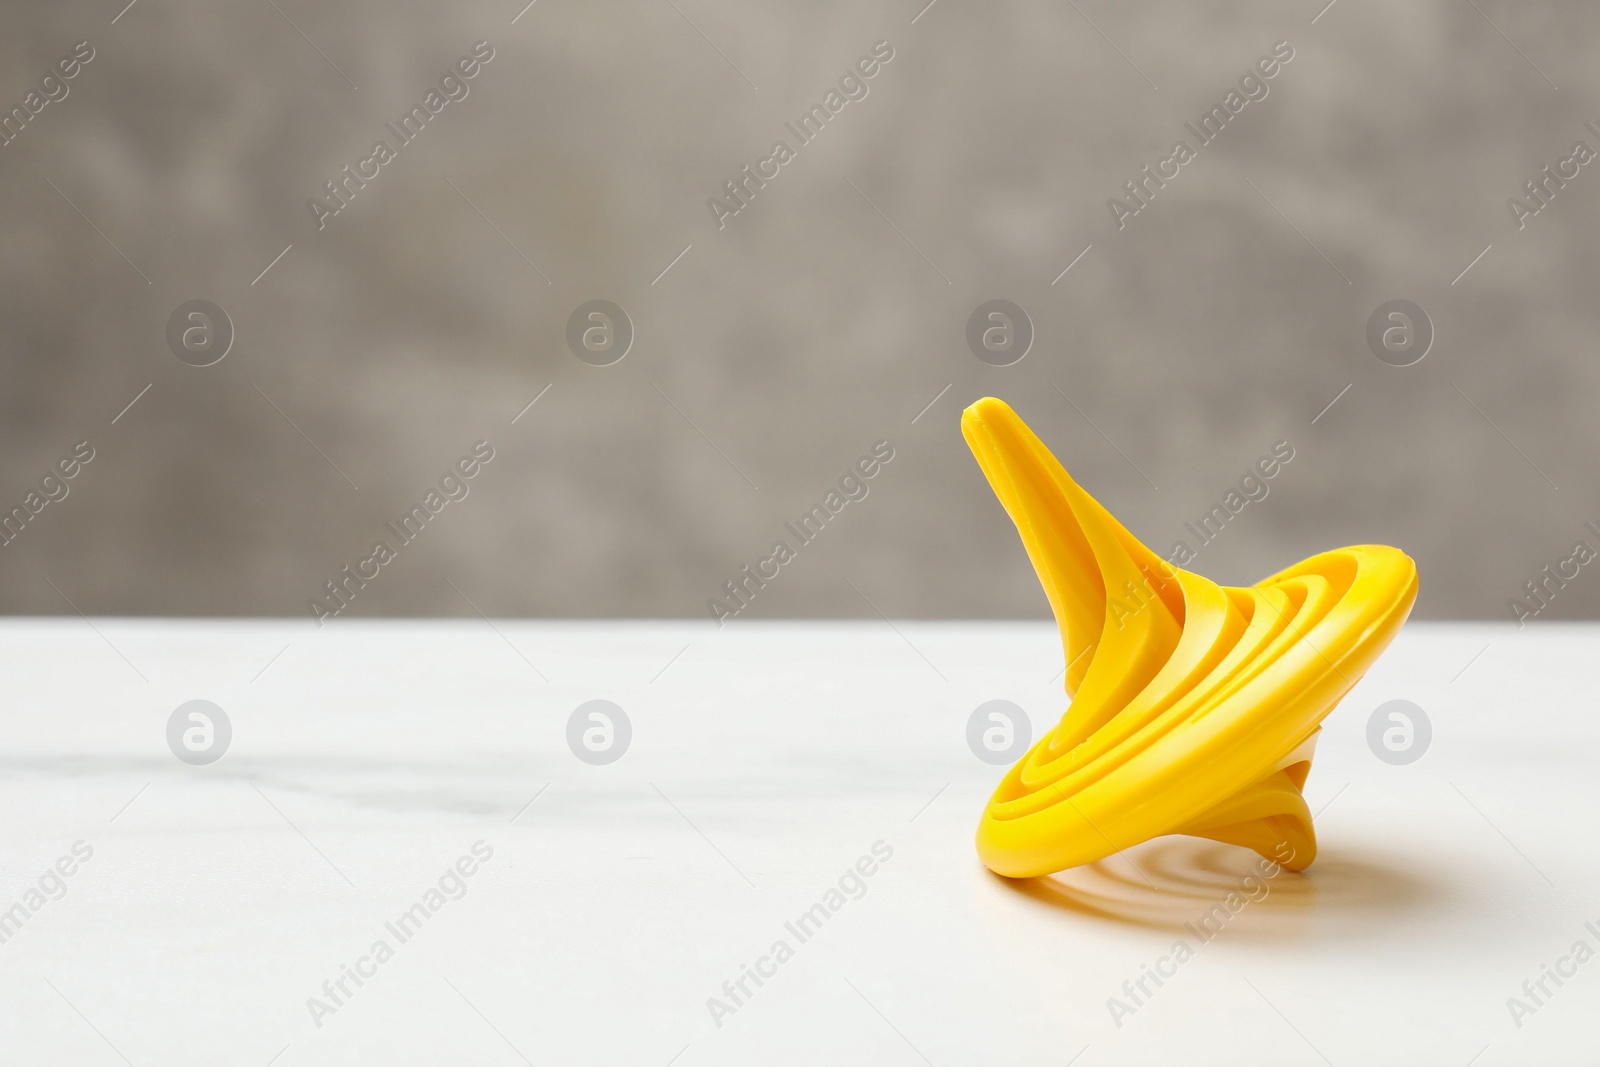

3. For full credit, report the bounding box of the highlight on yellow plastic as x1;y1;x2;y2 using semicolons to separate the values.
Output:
962;397;1418;879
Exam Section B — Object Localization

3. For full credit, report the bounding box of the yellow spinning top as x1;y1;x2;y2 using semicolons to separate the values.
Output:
963;397;1417;879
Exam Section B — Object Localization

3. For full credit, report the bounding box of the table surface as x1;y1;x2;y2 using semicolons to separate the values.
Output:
0;618;1595;1066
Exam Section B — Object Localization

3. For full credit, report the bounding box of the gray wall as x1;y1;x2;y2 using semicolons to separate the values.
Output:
1;0;1595;622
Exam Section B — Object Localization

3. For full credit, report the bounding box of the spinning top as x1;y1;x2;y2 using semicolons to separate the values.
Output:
963;398;1417;878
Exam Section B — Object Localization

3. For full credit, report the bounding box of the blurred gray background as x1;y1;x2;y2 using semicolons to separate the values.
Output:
2;0;1595;622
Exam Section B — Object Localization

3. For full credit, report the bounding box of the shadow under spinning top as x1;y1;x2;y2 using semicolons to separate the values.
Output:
962;397;1418;879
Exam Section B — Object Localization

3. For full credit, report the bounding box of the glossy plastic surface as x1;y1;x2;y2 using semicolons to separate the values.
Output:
963;397;1418;878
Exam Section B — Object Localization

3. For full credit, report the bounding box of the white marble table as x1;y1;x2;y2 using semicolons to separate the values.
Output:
0;619;1595;1066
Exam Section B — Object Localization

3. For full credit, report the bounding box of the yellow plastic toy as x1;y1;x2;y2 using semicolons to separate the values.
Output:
962;397;1417;878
